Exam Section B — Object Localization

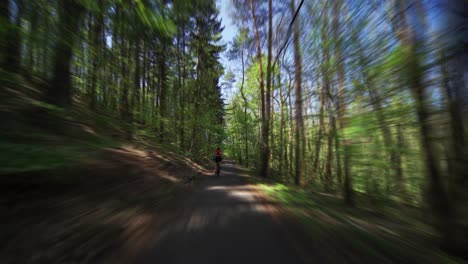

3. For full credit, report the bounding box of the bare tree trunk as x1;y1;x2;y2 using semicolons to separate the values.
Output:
331;106;342;188
314;13;329;187
134;40;141;122
0;0;9;70
142;39;147;123
440;48;468;253
47;0;85;107
288;93;294;182
278;70;285;176
333;0;353;204
3;0;22;71
250;0;267;177
26;2;39;74
262;0;273;178
180;24;186;151
313;80;326;183
325;112;333;192
291;0;305;186
316;5;333;191
89;6;103;110
120;41;130;123
240;44;248;167
159;42;167;143
393;0;452;242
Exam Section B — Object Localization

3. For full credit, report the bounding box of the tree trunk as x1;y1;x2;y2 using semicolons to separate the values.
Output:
159;42;167;143
312;82;325;186
120;39;131;136
3;0;22;71
330;107;341;189
325;114;333;192
288;93;294;181
393;0;451;243
47;0;85;107
26;2;39;74
134;40;141;122
142;40;147;123
240;44;248;167
261;0;272;178
180;24;186;151
250;0;267;177
278;70;285;177
89;8;103;110
0;0;9;70
333;0;353;204
440;48;468;253
291;0;305;186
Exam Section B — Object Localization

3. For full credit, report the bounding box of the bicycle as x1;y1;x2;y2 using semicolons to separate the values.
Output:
214;150;222;177
215;161;221;177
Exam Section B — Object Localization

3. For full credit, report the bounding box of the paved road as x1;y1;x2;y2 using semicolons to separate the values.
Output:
136;160;305;264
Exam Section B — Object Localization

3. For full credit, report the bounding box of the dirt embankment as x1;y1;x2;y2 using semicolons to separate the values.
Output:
1;143;214;264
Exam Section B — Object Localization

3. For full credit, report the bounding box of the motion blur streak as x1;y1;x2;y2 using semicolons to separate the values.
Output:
0;0;467;263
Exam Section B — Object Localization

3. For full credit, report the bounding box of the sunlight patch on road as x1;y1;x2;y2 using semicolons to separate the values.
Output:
206;186;229;191
186;210;209;231
253;203;269;212
204;185;270;213
227;190;256;201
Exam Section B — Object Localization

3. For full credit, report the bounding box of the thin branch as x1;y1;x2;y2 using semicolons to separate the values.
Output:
273;0;305;67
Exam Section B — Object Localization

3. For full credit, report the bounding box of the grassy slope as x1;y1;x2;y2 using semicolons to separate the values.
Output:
0;73;214;263
250;176;466;264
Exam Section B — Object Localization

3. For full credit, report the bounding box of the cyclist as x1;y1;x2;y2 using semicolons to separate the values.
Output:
214;147;223;176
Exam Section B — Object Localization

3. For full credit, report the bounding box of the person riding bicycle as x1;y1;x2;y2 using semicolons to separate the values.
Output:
214;147;223;175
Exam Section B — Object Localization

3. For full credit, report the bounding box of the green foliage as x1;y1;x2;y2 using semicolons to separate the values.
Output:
135;0;176;36
0;143;84;173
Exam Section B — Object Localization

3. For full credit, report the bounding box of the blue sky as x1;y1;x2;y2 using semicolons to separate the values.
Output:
217;0;238;100
217;0;237;63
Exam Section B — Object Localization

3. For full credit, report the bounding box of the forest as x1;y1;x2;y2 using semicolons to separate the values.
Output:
224;0;467;256
0;0;467;263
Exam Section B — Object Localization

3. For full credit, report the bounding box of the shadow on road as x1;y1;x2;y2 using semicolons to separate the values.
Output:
136;160;304;264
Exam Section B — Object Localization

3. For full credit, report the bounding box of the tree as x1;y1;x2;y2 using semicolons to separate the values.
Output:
332;0;352;204
0;0;9;69
291;0;305;186
249;0;268;177
2;0;22;71
264;0;273;178
47;0;85;107
439;0;468;253
392;0;454;245
88;0;105;109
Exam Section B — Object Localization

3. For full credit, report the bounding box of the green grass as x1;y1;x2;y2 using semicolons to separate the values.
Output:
0;142;85;174
255;181;465;264
0;122;123;174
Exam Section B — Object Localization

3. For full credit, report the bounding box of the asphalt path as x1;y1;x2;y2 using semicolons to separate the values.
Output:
136;160;305;264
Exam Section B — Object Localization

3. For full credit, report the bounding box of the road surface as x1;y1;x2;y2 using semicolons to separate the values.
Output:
136;160;305;264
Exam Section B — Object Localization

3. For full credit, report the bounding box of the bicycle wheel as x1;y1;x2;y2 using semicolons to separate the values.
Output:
216;162;220;176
